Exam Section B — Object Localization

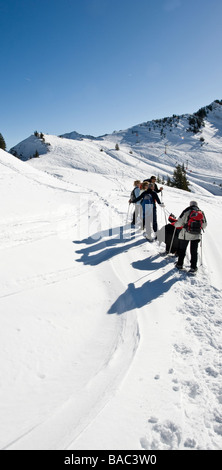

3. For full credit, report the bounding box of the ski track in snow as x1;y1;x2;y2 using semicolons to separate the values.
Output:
0;214;78;249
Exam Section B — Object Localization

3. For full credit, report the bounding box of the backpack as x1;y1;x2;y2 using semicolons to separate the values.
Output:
141;193;153;215
130;188;136;202
186;209;204;234
143;193;153;204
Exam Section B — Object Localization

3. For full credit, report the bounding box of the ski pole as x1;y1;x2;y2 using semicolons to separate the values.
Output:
161;204;167;224
168;226;176;254
161;192;167;224
200;233;203;266
126;203;130;224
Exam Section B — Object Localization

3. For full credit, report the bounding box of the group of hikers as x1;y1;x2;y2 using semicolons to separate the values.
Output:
129;175;207;274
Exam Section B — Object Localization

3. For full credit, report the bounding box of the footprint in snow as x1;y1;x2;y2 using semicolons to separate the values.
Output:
174;343;193;355
141;419;182;450
205;366;218;378
148;416;158;424
184;438;196;448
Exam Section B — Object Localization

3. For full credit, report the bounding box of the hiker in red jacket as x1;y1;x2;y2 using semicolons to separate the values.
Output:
156;214;182;254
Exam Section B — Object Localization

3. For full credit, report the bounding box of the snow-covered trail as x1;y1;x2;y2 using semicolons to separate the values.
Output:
71;222;222;450
63;188;222;450
0;145;221;450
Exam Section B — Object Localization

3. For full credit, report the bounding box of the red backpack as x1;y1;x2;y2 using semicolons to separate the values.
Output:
186;210;204;234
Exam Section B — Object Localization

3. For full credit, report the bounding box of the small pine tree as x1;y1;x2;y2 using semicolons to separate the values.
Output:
171;164;190;191
34;150;39;158
0;133;6;150
115;143;119;150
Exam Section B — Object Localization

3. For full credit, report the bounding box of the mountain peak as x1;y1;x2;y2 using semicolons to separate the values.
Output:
58;130;96;141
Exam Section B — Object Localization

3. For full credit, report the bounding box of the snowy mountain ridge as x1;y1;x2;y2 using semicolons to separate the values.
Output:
59;99;222;142
9;100;222;196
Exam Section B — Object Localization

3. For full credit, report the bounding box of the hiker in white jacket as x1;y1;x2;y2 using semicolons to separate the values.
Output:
174;200;207;272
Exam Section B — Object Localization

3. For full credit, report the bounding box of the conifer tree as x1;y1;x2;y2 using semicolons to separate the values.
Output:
171;163;190;191
0;133;6;150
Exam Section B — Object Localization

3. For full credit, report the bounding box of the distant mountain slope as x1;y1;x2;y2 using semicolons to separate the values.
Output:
9;134;50;161
58;130;97;141
9;101;222;195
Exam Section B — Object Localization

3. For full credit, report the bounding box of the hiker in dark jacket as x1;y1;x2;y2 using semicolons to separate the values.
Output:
131;183;164;240
130;180;142;226
174;200;207;272
143;175;163;194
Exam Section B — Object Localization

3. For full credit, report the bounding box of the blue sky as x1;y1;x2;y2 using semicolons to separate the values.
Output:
1;0;222;150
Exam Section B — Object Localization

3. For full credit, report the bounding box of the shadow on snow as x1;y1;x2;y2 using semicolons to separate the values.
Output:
73;224;177;315
73;224;147;266
108;270;177;315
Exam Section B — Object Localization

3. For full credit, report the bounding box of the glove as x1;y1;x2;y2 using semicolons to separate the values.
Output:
160;203;165;207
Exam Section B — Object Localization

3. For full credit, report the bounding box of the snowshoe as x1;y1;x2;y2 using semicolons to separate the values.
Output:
188;267;198;275
143;233;153;242
175;264;185;271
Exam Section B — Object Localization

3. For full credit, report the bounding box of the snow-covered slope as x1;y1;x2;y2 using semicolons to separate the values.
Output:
1;102;222;450
10;134;49;161
10;100;222;195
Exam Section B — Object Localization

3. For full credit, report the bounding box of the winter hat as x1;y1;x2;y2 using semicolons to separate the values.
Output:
190;200;198;206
